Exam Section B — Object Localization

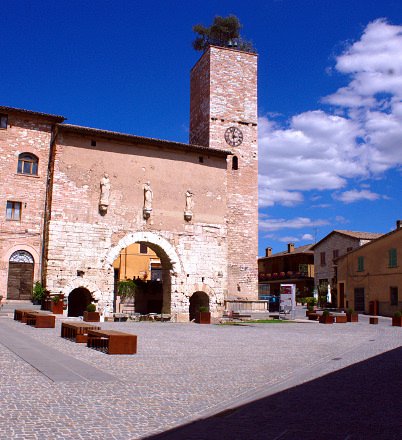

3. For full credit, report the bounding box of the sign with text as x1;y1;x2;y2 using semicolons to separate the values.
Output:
280;284;296;319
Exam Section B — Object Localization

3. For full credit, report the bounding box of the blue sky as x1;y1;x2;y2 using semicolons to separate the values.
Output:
1;1;401;255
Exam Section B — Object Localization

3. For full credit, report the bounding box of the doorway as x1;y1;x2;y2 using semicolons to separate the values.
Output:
354;287;365;311
189;291;209;321
68;287;93;317
7;250;34;300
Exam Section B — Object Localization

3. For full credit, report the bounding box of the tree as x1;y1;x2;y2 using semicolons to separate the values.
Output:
192;15;255;53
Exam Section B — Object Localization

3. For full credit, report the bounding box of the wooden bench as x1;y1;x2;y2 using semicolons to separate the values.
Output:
14;309;40;323
87;329;137;355
26;312;56;328
61;321;101;343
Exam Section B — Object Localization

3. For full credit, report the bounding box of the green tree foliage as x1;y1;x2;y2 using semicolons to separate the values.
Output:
192;15;255;52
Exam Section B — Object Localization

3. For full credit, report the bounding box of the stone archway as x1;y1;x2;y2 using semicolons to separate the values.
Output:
68;287;93;317
189;291;210;321
106;232;183;315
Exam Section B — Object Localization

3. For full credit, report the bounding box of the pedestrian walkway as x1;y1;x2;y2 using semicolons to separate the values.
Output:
0;314;401;439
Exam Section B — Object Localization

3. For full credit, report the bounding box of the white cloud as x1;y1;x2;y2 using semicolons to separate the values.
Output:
301;233;314;240
260;216;329;232
278;236;300;243
332;189;382;203
259;19;402;207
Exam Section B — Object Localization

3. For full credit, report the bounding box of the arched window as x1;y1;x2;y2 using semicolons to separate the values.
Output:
232;156;239;170
9;250;34;263
17;153;38;175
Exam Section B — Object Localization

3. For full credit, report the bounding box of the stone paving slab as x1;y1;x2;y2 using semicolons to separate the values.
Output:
0;314;401;439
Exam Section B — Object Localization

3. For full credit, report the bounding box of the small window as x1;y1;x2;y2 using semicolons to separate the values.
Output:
17;153;38;175
139;243;147;254
6;201;22;220
199;156;204;164
320;252;326;266
347;247;353;252
232;156;239;170
389;248;397;268
91;140;97;146
333;249;339;259
390;287;398;306
0;114;7;129
357;256;364;272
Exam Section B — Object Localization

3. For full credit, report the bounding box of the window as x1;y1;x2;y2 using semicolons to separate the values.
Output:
139;243;147;254
232;156;239;170
333;249;339;259
17;153;38;175
347;247;353;252
389;248;397;268
357;256;364;272
0;114;7;129
320;252;326;266
6;201;22;220
390;287;398;306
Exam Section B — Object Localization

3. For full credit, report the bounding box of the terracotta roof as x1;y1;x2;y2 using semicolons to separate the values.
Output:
58;124;231;158
260;244;314;259
311;230;383;249
0;105;65;123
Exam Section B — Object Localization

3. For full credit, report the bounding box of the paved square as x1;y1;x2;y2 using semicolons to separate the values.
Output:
0;315;401;439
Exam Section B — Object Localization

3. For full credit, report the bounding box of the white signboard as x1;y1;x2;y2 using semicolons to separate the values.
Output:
280;284;296;319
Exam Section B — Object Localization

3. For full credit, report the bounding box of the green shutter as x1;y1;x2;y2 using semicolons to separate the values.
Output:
357;256;364;272
389;248;397;268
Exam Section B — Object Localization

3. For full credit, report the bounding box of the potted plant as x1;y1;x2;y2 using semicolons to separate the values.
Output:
346;308;358;323
50;294;64;314
196;306;211;324
319;309;334;324
392;311;402;327
32;281;45;305
83;303;100;322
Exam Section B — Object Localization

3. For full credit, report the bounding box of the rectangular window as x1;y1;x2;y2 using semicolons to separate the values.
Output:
0;114;7;129
320;252;326;265
357;256;364;272
139;243;147;254
389;248;397;268
390;287;398;306
347;247;353;252
6;201;21;220
333;249;339;259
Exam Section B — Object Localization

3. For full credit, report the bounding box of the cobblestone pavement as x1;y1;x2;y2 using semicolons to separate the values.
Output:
0;315;401;439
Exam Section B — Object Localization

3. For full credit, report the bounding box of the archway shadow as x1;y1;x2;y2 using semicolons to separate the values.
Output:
146;347;402;440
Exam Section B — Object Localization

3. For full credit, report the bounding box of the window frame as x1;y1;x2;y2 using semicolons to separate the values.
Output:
17;153;39;176
139;243;148;254
389;248;397;268
357;256;364;272
320;252;326;266
6;201;22;221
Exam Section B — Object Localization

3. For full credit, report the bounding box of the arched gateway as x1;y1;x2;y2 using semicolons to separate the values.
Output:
106;231;186;320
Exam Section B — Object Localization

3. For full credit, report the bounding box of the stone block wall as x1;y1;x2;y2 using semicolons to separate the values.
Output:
0;111;54;297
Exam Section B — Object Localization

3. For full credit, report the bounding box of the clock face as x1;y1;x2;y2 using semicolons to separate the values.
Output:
224;126;243;147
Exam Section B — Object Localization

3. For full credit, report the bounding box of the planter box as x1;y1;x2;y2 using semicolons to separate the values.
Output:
319;315;334;324
346;313;358;323
83;311;100;322
196;312;211;324
51;301;64;314
392;316;402;327
335;315;347;323
369;317;378;325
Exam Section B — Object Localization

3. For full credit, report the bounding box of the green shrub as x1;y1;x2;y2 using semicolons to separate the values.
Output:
347;308;355;314
32;281;45;302
322;309;330;316
51;295;60;304
394;311;402;318
199;306;209;313
86;303;96;312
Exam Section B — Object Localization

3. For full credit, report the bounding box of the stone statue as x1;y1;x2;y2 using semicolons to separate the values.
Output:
184;189;194;221
143;181;153;218
99;173;110;213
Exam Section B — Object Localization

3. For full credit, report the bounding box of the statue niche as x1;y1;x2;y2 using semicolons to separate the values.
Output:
99;173;111;214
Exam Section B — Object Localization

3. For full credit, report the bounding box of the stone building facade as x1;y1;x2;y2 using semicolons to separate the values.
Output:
311;230;383;306
336;222;402;316
0;45;259;321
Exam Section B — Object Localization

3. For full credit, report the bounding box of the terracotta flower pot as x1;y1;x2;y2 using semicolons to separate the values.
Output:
346;313;358;323
392;316;402;327
319;314;334;324
196;312;211;324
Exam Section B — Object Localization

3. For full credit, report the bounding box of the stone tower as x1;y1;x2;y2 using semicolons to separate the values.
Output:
190;45;258;300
